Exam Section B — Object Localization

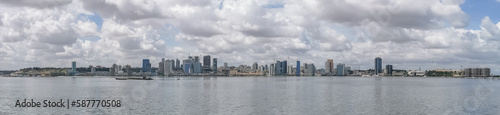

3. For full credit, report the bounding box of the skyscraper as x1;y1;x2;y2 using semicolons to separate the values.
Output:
337;63;345;76
194;56;200;63
326;59;333;74
203;55;211;67
175;59;180;69
213;58;217;74
296;61;300;76
386;65;393;76
71;61;76;72
252;62;258;71
159;60;164;74
142;59;151;73
375;57;382;75
274;60;287;76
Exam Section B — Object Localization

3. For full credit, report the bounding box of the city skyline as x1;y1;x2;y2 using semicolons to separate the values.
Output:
0;0;499;74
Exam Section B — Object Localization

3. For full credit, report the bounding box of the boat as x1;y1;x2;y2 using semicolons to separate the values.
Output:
115;77;153;80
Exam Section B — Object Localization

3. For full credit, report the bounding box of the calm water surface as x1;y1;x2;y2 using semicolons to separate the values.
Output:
0;76;499;114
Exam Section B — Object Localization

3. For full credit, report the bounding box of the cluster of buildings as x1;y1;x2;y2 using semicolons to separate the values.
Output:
3;55;493;77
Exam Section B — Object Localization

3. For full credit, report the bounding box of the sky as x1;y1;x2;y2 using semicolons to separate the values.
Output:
0;0;499;74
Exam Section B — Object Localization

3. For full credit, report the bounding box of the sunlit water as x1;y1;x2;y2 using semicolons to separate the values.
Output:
1;76;499;114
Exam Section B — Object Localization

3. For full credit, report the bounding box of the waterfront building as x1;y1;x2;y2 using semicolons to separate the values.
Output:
213;58;217;74
203;55;211;67
386;65;393;76
193;62;202;74
111;63;118;75
325;59;333;74
194;56;200;63
142;59;151;73
164;60;173;75
125;65;132;76
270;64;275;76
72;61;76;73
274;60;287;76
159;59;164;74
175;59;180;69
463;68;490;77
337;63;345;76
375;57;382;75
252;62;258;71
90;65;95;75
296;61;300;76
305;63;316;76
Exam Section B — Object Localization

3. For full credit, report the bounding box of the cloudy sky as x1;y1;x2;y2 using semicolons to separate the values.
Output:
0;0;499;74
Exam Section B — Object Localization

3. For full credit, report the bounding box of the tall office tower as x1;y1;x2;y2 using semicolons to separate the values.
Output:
125;65;132;76
71;61;76;73
309;63;316;76
375;57;382;75
164;60;174;75
193;62;202;74
203;55;211;67
386;65;393;76
142;59;151;73
213;58;217;74
224;62;228;70
252;62;258;70
90;65;95;75
110;63;117;75
296;61;300;76
171;60;175;71
274;60;287;76
176;59;180;69
337;63;345;76
159;62;164;74
188;56;193;62
194;56;200;63
326;59;333;74
270;64;275;76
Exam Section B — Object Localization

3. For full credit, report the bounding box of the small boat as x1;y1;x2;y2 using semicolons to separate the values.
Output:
116;77;153;80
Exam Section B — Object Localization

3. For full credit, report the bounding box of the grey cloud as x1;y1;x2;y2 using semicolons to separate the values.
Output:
0;0;72;9
81;0;166;22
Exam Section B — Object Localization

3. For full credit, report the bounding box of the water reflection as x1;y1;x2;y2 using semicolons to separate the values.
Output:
0;77;499;114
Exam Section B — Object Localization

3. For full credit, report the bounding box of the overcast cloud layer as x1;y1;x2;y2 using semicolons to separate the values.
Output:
0;0;499;74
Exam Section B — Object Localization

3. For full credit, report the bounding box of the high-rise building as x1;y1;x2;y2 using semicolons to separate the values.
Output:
296;61;300;76
375;57;382;75
176;59;180;69
125;65;132;76
213;58;217;74
337;63;345;76
142;59;151;73
90;65;95;75
326;59;333;74
270;64;275;76
193;62;202;74
111;63;118;75
224;62;228;70
252;62;258;71
203;55;211;67
71;61;76;73
304;63;316;76
194;56;200;63
159;60;164;74
274;60;287;76
386;65;393;76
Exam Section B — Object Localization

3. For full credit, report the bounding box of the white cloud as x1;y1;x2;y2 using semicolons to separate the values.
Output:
0;0;498;74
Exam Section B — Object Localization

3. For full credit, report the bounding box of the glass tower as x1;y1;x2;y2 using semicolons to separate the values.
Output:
375;57;382;75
